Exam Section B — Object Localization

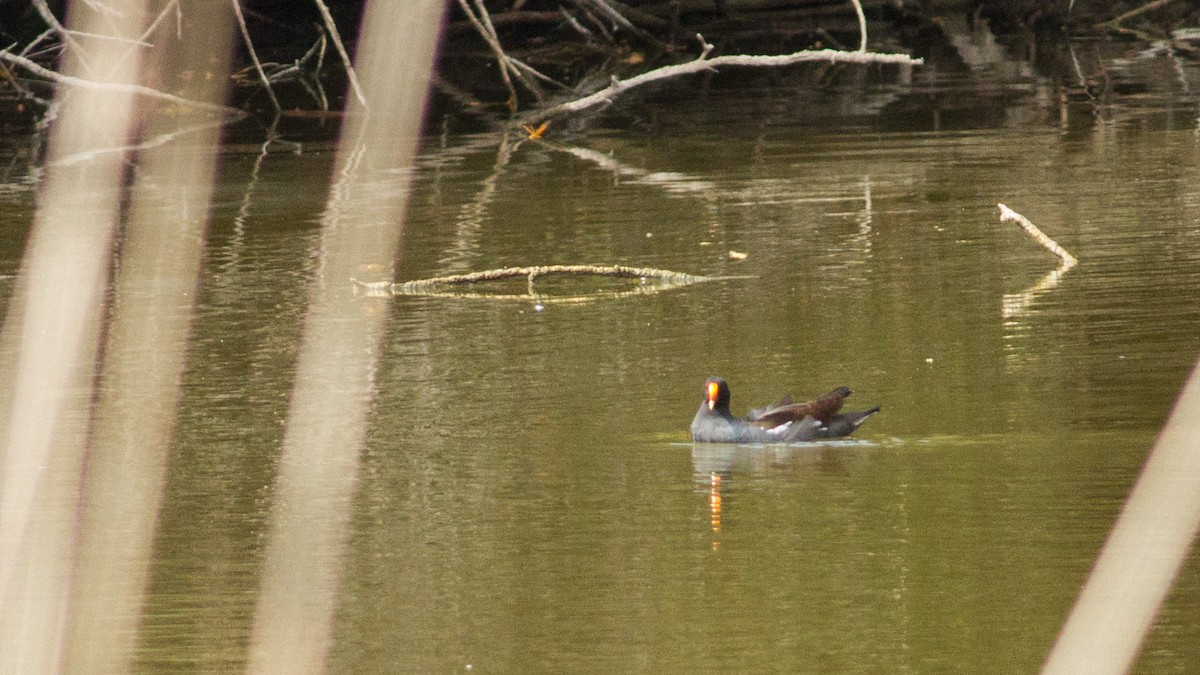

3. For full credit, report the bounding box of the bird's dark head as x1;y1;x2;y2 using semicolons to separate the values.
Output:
703;377;731;412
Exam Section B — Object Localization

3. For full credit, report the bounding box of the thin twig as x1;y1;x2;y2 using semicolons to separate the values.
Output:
31;0;92;76
473;0;544;100
105;0;180;77
580;6;615;42
507;56;569;90
311;0;367;108
573;0;667;52
0;56;52;109
231;0;280;113
18;27;56;59
559;8;595;40
456;0;519;108
997;203;1079;265
58;30;151;48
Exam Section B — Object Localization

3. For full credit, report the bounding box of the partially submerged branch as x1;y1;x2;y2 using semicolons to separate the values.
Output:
353;264;717;301
998;203;1079;266
388;263;709;288
997;203;1077;319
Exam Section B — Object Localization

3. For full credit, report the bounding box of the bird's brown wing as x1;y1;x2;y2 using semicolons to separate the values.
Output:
748;386;852;428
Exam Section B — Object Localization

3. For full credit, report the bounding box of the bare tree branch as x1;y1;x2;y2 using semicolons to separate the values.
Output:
311;0;367;108
392;263;710;288
231;0;281;113
353;264;721;303
0;48;245;118
998;203;1079;265
522;35;922;126
105;0;180;76
456;0;519;108
572;0;668;51
31;0;93;76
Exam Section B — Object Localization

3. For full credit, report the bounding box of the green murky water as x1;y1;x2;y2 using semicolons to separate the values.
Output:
4;61;1200;673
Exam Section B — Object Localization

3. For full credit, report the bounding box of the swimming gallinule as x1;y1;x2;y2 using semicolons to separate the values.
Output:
690;376;880;443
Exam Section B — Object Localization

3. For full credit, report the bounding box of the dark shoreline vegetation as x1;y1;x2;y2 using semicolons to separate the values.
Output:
1;0;1199;140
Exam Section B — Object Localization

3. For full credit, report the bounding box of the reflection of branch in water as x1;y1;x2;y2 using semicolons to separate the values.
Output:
427;133;713;276
854;174;874;249
440;132;515;272
1002;257;1078;319
231;120;278;239
397;263;707;286
218;118;298;280
52;116;228;166
545;141;717;194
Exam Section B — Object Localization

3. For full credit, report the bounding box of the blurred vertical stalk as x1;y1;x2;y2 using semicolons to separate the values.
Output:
60;2;235;672
1043;358;1200;674
0;0;151;670
245;1;445;672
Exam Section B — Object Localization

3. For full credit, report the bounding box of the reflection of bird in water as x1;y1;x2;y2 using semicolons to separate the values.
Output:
691;377;879;443
709;473;722;532
709;472;723;551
